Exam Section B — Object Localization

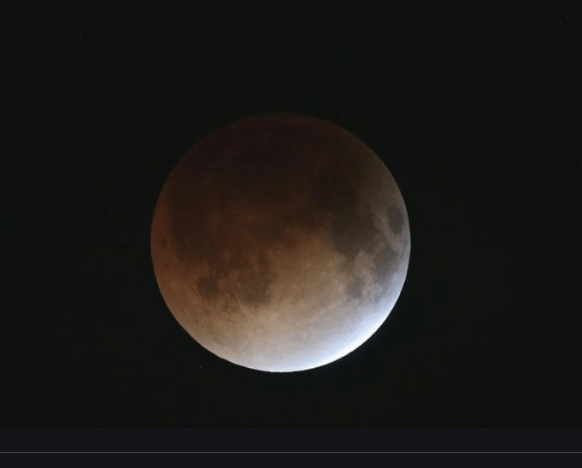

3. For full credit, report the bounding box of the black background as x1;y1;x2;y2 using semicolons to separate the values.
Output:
2;1;580;428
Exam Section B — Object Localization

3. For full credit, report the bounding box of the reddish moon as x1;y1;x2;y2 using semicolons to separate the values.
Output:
150;113;410;372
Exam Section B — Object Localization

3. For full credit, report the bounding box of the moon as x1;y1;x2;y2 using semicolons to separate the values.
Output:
150;113;411;372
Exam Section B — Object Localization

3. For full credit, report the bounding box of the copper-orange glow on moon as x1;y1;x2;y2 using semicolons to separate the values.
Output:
150;113;410;372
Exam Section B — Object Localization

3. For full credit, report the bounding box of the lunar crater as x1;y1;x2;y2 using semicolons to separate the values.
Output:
387;205;404;235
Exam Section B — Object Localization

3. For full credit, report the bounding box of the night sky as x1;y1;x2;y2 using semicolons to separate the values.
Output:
3;1;580;428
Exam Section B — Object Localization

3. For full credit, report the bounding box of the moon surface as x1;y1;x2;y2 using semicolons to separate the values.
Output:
150;113;410;372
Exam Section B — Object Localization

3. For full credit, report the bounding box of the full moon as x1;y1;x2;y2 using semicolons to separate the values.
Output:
150;113;410;372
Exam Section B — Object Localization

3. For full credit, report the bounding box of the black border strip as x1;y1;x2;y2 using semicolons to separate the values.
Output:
0;429;581;453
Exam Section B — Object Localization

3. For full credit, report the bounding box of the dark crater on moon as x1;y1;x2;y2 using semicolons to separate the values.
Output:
197;275;219;300
387;205;404;235
346;276;365;300
373;242;398;284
